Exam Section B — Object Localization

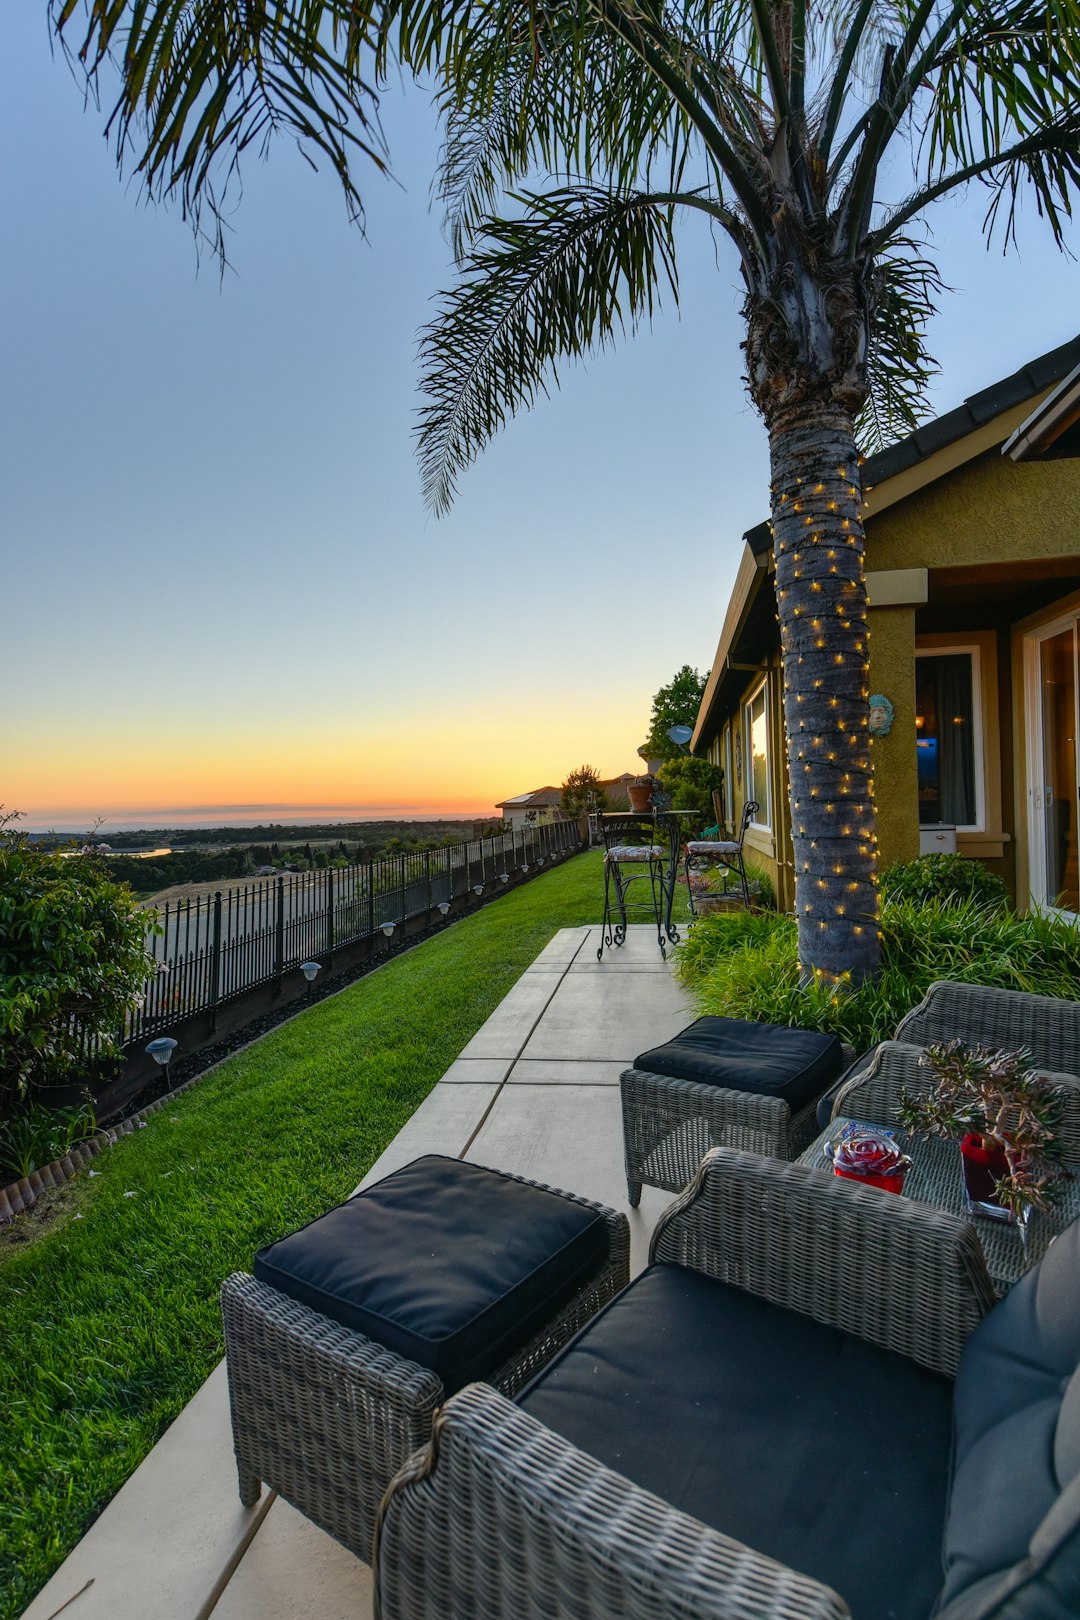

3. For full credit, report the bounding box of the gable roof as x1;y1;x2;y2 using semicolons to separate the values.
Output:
1003;355;1080;461
692;333;1080;753
494;786;563;809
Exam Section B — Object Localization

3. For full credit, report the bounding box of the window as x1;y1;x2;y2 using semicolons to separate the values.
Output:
915;649;982;829
744;680;770;828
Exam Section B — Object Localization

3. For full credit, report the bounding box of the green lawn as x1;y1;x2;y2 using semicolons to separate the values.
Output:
2;848;674;1618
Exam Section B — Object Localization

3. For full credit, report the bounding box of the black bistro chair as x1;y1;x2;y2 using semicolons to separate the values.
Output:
597;813;671;960
683;799;758;914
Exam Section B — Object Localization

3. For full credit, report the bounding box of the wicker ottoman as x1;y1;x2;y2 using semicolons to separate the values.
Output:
621;1016;849;1204
221;1155;629;1562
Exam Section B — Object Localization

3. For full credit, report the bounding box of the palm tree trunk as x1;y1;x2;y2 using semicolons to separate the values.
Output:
768;401;880;985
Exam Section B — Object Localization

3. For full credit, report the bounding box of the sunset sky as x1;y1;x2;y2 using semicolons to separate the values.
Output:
4;12;1078;832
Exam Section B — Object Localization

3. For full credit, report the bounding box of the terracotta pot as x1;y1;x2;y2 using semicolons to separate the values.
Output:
627;782;654;812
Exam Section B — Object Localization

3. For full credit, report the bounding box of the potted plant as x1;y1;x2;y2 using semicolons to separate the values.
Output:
899;1041;1067;1223
627;776;655;813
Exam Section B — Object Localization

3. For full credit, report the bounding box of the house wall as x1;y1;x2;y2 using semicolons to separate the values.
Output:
866;605;920;870
866;447;1080;571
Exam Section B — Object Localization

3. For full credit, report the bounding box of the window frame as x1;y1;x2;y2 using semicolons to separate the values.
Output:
743;676;772;831
913;644;985;833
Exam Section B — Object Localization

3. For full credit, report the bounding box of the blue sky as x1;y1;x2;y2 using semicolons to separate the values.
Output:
3;10;1077;830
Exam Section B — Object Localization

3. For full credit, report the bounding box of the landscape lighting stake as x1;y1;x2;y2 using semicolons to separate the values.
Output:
473;884;484;897
145;1036;178;1076
381;922;395;937
438;901;451;915
299;961;321;1002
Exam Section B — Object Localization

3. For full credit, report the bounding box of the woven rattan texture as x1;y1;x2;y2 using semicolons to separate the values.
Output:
373;1148;995;1618
222;1175;628;1563
620;1069;823;1200
893;982;1080;1076
374;1385;851;1620
649;1149;994;1377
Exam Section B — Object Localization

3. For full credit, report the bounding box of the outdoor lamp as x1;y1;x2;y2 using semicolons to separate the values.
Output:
381;923;395;938
500;872;509;883
300;962;321;983
438;901;451;915
473;884;484;896
145;1036;177;1071
521;864;529;874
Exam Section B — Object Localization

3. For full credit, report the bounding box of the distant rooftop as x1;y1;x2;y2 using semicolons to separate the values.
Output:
494;787;563;810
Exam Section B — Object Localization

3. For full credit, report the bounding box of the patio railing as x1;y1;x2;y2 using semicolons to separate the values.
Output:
107;818;582;1052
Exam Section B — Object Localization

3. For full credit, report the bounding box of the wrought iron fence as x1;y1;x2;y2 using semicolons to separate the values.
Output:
116;819;582;1051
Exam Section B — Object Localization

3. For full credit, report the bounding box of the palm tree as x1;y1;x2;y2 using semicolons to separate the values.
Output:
55;1;1080;981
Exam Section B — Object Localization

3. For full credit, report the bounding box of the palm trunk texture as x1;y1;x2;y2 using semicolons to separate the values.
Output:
769;403;881;985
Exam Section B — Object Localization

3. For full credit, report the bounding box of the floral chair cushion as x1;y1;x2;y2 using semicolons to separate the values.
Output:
605;845;666;862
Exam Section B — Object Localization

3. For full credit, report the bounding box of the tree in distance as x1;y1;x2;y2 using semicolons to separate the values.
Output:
561;766;610;820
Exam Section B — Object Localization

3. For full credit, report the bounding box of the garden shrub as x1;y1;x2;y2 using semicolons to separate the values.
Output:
880;852;1010;911
675;896;1080;1052
0;831;157;1115
0;1099;97;1180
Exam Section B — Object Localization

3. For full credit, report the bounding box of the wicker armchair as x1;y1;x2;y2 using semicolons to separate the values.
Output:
893;980;1080;1072
221;1176;629;1564
826;1037;1080;1159
374;1149;995;1620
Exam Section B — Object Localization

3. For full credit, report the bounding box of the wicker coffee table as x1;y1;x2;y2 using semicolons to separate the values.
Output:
800;1117;1080;1293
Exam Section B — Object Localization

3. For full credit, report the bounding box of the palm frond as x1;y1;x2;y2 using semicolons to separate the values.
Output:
417;185;680;515
52;0;384;265
918;0;1080;247
857;243;943;453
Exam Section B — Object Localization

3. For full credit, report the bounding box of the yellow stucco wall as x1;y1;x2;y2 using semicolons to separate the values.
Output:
866;606;920;869
867;447;1080;569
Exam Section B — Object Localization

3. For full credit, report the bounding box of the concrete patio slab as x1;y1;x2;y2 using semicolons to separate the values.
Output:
456;973;563;1059
353;1082;500;1191
437;1057;514;1085
518;970;691;1062
529;927;591;965
506;1059;626;1085
212;1499;372;1620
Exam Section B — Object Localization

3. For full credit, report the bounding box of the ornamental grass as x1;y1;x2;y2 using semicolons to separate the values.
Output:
676;897;1080;1053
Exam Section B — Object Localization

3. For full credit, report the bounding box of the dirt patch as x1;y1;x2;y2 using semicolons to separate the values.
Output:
0;1179;87;1257
139;874;284;908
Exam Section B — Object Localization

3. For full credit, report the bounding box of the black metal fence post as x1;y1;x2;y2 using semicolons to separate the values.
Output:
368;858;375;938
326;865;335;966
274;875;285;995
210;890;223;1032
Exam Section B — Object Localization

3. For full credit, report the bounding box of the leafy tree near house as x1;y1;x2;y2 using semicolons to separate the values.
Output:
56;2;1080;982
561;766;610;819
643;666;708;762
0;822;157;1116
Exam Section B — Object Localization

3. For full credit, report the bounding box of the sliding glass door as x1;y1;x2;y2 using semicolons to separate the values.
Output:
1026;615;1080;917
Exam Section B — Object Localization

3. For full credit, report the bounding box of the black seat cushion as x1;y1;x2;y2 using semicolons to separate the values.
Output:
936;1214;1080;1618
519;1263;953;1620
635;1016;844;1112
254;1155;608;1395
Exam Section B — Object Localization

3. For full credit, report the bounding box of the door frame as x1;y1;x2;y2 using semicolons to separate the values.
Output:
1023;609;1080;919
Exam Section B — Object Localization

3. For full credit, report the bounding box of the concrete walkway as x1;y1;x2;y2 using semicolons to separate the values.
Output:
21;926;692;1620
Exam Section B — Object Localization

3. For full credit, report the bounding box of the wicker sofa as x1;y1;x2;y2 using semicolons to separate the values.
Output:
371;989;1080;1618
373;1146;1080;1620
